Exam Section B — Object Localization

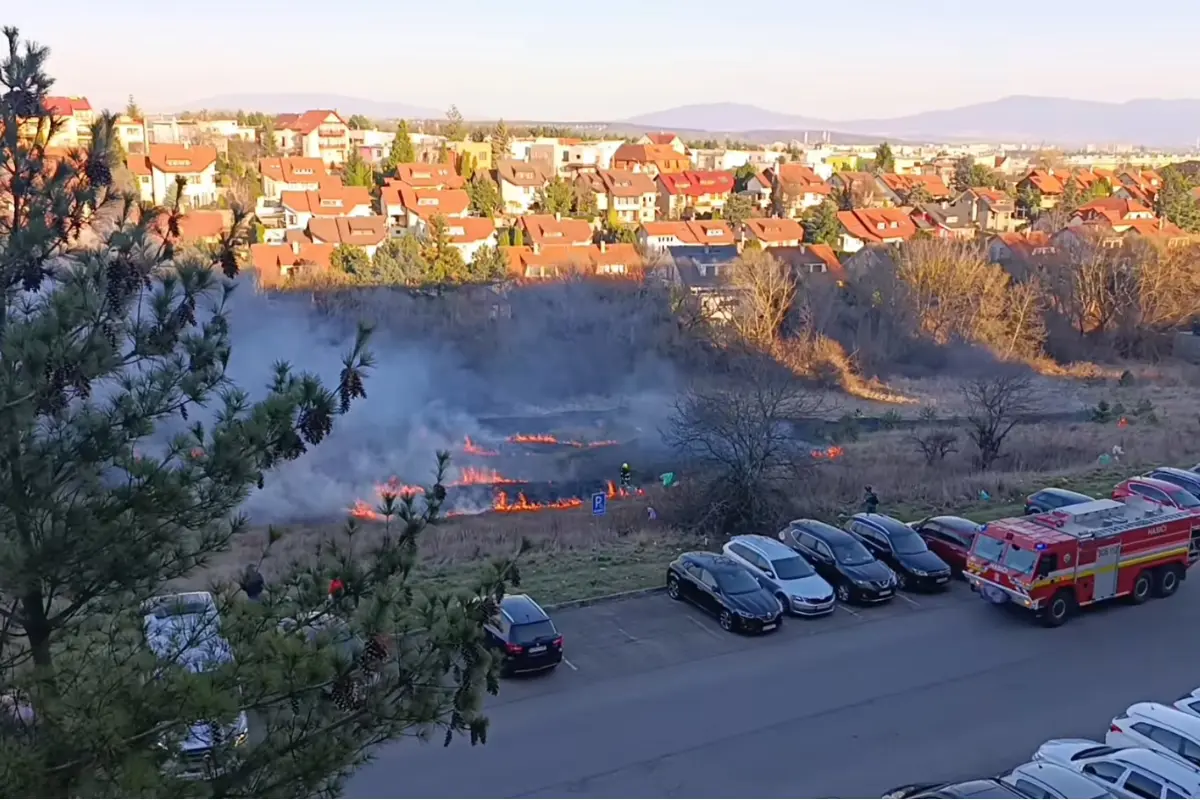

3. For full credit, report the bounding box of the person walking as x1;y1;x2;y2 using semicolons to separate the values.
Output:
863;486;880;514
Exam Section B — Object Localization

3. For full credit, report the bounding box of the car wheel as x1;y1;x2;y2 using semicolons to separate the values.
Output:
667;576;682;600
836;583;851;603
775;593;790;615
895;571;908;590
1154;565;1183;598
719;610;735;632
1041;590;1073;628
1130;570;1152;604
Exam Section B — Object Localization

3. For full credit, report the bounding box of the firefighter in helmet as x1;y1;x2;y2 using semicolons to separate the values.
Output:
620;462;632;490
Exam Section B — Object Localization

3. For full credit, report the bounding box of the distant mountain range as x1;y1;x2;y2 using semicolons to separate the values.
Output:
173;93;441;120
626;96;1200;148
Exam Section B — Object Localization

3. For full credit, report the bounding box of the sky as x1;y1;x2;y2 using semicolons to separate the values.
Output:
9;0;1200;122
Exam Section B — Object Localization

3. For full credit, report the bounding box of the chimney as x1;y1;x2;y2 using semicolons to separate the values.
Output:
600;241;607;253
555;212;562;222
533;243;540;255
291;240;301;255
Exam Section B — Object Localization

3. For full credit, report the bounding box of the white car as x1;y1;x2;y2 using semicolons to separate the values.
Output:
1108;702;1200;770
723;534;835;615
999;760;1120;798
1034;738;1200;798
143;592;248;779
1171;688;1200;720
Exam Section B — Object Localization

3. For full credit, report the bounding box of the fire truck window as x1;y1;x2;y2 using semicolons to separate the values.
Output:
1002;545;1038;574
973;535;1006;563
1121;770;1163;799
1034;553;1057;578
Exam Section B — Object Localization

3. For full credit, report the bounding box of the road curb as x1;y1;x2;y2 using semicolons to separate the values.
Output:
545;585;664;612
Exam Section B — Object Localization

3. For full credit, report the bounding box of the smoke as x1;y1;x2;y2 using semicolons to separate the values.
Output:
218;279;684;523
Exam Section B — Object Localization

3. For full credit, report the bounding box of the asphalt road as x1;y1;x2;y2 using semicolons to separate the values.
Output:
345;577;1200;798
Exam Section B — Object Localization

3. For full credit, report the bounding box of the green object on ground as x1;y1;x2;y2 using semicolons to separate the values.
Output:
660;472;676;488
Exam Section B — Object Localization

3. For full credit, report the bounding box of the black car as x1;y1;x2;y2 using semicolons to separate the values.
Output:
483;594;563;676
1147;466;1200;498
666;552;783;634
1024;487;1093;515
846;513;952;592
883;779;1028;799
778;520;896;604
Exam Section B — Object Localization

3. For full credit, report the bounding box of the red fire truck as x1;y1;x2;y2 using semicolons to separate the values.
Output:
964;497;1200;627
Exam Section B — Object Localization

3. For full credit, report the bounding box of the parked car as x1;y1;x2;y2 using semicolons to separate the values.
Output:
1145;467;1200;499
1172;689;1200;720
1034;738;1200;798
1025;488;1094;515
910;516;982;576
778;519;896;604
666;552;783;634
1113;476;1200;511
722;534;834;616
999;761;1120;798
1108;702;1200;770
846;513;951;591
142;592;249;779
882;779;1028;798
483;594;564;676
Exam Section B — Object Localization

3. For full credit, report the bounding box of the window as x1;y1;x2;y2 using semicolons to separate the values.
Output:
1012;779;1052;799
1164;486;1200;509
1179;735;1200;767
814;541;834;561
1134;722;1184;753
771;556;814;580
1165;790;1184;799
510;620;555;644
1002;544;1038;575
1189;701;1200;716
797;532;818;552
699;569;719;590
972;535;1007;563
1081;761;1126;784
831;538;873;566
716;569;760;595
1122;770;1163;799
1133;485;1172;505
889;530;929;555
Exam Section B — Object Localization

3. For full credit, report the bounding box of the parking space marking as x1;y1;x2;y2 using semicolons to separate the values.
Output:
614;624;640;643
684;613;723;639
562;657;578;671
836;603;862;617
897;592;922;608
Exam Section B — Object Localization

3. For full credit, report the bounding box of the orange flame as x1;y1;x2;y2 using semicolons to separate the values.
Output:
377;476;424;498
349;500;381;521
507;434;559;445
606;480;647;499
810;446;845;460
463;436;498;456
452;466;522;486
493;491;584;513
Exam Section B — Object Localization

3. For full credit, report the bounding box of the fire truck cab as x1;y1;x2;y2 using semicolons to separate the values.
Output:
964;497;1200;627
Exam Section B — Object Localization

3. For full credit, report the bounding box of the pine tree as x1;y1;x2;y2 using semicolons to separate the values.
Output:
467;172;502;217
490;119;511;166
469;244;509;281
0;27;517;796
444;105;465;142
342;148;375;188
801;198;841;248
461;152;476;182
421;215;468;282
874;142;895;174
382;119;416;176
125;94;142;120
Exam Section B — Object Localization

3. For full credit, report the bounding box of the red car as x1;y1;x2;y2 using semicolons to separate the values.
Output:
1113;475;1200;510
909;515;982;576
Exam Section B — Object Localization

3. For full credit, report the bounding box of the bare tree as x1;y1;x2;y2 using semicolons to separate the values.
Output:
664;366;826;536
909;430;958;465
960;372;1038;469
728;249;795;347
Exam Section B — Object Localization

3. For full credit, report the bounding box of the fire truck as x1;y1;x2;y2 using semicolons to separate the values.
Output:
964;497;1200;627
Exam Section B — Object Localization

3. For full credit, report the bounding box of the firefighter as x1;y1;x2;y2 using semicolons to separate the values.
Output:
863;485;879;514
239;563;265;601
620;462;632;490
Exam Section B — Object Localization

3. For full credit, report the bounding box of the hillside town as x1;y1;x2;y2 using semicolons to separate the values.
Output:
24;96;1200;313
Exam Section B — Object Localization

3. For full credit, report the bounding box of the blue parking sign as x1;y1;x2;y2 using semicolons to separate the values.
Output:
592;492;607;516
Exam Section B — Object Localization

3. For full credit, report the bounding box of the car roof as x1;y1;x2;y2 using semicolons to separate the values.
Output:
1124;475;1189;492
1124;702;1200;738
1033;487;1093;500
1149;467;1200;486
789;519;855;543
932;779;1023;798
854;513;917;537
499;594;549;624
1008;761;1116;798
729;534;798;560
1110;747;1200;786
683;551;744;572
927;516;983;533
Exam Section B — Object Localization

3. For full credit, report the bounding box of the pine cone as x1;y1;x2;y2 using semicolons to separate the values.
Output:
85;156;112;188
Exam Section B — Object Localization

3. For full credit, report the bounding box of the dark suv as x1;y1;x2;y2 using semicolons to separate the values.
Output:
846;513;952;591
779;519;896;604
484;594;563;676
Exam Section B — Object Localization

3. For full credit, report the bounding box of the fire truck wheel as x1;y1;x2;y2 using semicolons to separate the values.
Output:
1153;566;1183;598
1129;571;1153;604
1041;590;1074;628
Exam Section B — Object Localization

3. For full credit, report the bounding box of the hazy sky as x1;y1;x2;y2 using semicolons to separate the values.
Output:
9;0;1200;121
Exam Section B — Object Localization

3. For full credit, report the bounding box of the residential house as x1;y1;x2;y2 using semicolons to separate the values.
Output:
656;170;735;219
769;245;845;279
497;160;553;214
448;140;493;172
1113;169;1163;205
151;209;228;246
577;170;658;224
559;140;625;176
349;129;396;164
745;164;831;217
114;114;147;154
306;216;390;258
987;231;1062;276
505;242;642;280
742;217;804;248
128;144;219;207
1016;167;1106;208
391;163;465;190
519;214;593;248
506;139;557;167
1067;197;1155;232
273;110;351;165
379;183;470;228
836;208;917;252
964;188;1019;232
259;157;336;200
1123;218;1192;249
667;246;740;320
23;96;95;148
830;171;886;208
637;132;686;154
443;217;499;262
279;185;373;230
611;143;690;177
877;173;952;205
911;196;977;239
249;240;335;287
638;220;735;253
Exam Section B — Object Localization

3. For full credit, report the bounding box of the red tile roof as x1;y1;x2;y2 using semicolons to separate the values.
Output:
657;170;735;197
278;110;347;135
306;215;389;248
390;163;464;189
147;144;218;174
1074;196;1153;224
520;214;593;246
1124;218;1189;239
596;169;656;198
769;164;831;195
640;220;734;245
497;160;552;187
644;132;679;145
381;184;470;221
250;242;336;283
442;216;497;244
970;188;1008;204
152;210;227;243
837;208;917;243
280;186;373;216
805;243;842;275
612;143;690;169
43;96;92;116
879;172;951;199
259;157;332;185
744;217;805;243
505;243;643;278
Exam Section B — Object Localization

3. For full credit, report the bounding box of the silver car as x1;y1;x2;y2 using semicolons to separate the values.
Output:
1000;760;1119;798
722;534;835;616
1034;738;1200;798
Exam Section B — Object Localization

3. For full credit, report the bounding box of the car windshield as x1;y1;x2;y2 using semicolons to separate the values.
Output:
832;539;874;566
147;597;213;619
1166;485;1200;508
717;569;762;595
771;556;814;580
1002;545;1038;575
890;531;929;555
972;535;1006;563
511;620;556;644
